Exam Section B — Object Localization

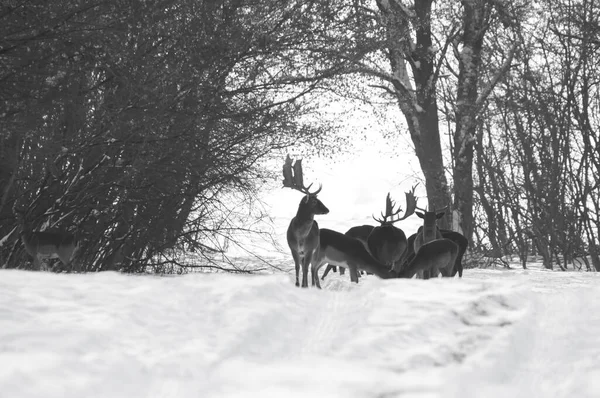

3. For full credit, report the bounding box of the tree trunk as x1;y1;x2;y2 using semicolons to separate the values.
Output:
453;0;488;244
377;0;451;229
414;102;452;229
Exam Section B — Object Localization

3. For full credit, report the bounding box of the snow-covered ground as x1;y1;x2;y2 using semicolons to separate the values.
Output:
1;264;598;398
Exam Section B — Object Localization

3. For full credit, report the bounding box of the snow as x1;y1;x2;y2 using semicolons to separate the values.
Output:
1;265;598;397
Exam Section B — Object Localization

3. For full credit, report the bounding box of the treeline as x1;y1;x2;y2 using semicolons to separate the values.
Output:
473;0;600;270
1;1;599;272
0;1;332;271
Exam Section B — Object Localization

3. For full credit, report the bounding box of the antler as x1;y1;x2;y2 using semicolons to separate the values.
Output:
372;185;419;224
282;154;294;187
372;193;401;224
416;203;449;215
396;184;418;221
282;154;322;195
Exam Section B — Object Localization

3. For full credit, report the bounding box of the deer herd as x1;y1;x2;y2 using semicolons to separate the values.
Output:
11;155;467;279
283;155;468;288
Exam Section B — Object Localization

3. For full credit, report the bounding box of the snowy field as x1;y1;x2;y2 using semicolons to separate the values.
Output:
1;263;598;398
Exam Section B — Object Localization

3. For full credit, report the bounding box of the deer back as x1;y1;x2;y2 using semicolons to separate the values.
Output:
318;228;395;279
22;230;78;257
367;224;407;266
345;225;374;252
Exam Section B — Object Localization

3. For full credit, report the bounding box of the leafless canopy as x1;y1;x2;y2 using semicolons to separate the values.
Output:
373;185;418;224
282;154;322;196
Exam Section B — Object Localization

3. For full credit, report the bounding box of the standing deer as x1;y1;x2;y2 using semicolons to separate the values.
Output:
368;187;417;273
413;206;458;278
283;155;329;288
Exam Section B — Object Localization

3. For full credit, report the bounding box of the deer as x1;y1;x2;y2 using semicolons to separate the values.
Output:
441;229;468;277
321;224;374;280
20;229;79;271
15;208;80;272
283;155;329;288
321;186;417;281
413;206;459;278
312;227;458;288
406;228;468;278
367;187;418;273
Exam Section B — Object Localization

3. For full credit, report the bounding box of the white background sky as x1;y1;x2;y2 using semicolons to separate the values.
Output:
263;141;427;254
240;100;442;258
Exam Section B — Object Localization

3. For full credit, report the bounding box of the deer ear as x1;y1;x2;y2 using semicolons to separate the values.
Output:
416;212;424;219
436;212;445;219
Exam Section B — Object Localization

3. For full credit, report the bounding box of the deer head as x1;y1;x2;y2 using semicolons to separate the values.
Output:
15;207;79;271
21;230;79;271
372;185;418;225
415;204;448;243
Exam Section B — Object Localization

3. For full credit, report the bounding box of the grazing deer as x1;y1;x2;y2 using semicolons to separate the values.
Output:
413;206;458;278
405;228;467;277
368;187;417;273
314;228;395;287
283;155;329;288
312;227;456;288
21;229;79;271
321;225;374;280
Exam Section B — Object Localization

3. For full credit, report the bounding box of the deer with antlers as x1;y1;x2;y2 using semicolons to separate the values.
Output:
367;186;418;273
315;187;451;287
283;155;329;288
321;187;417;281
412;205;459;278
312;225;460;288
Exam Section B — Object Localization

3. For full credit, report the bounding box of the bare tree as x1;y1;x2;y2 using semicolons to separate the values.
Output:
0;1;336;272
474;0;600;271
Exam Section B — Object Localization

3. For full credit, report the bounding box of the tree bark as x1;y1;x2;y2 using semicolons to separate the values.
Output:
453;0;488;243
377;0;451;228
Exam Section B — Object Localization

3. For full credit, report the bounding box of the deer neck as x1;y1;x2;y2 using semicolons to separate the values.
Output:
292;200;316;235
422;223;440;243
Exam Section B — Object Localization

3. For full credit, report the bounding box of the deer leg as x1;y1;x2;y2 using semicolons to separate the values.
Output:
301;254;310;288
291;250;301;287
32;255;42;271
348;264;359;283
339;266;346;276
321;264;334;280
58;247;77;272
311;257;324;289
58;256;74;273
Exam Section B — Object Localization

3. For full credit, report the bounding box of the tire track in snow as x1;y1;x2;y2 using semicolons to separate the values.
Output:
448;275;600;398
